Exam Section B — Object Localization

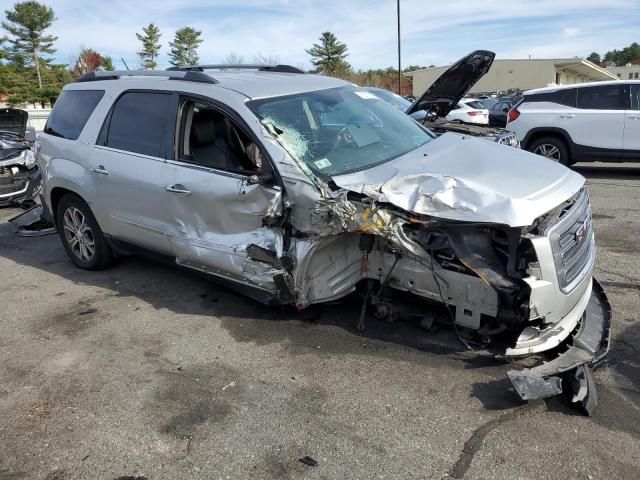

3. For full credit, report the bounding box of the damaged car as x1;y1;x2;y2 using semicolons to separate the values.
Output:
0;108;41;207
403;50;520;148
36;63;610;414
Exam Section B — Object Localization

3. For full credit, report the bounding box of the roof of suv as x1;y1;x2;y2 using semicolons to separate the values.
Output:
525;79;640;95
70;69;351;100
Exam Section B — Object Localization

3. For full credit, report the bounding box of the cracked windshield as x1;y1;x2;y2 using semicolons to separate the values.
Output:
248;86;433;178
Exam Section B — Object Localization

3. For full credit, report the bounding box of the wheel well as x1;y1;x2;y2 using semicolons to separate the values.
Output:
524;131;571;160
50;187;79;222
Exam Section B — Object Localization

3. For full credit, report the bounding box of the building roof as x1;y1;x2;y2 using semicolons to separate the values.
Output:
524;79;640;94
405;58;618;81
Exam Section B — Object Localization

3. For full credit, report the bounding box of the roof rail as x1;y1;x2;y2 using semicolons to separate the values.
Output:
166;64;305;74
75;70;218;84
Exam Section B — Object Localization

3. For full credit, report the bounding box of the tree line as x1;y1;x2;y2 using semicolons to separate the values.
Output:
587;42;640;66
0;1;423;108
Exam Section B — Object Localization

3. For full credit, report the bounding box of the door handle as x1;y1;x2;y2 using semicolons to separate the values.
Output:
559;114;575;119
165;184;191;196
91;165;109;175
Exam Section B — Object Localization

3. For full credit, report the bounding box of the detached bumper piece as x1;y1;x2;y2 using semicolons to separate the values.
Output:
507;279;611;415
8;203;57;237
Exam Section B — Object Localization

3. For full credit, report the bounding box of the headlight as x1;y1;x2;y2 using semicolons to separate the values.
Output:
496;133;520;149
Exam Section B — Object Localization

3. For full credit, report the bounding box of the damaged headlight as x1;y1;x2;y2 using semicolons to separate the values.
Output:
23;149;36;167
0;149;36;168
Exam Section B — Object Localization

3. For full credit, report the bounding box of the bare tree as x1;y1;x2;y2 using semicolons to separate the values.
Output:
253;52;280;65
224;52;245;65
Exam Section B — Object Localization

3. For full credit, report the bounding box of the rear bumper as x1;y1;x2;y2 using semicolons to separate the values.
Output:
507;278;611;405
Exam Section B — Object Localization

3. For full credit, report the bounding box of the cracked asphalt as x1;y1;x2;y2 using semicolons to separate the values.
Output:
1;162;639;480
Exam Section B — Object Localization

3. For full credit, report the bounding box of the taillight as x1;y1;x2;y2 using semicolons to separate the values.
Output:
467;111;481;116
507;107;520;123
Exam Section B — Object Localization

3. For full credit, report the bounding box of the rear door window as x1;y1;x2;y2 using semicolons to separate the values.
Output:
631;85;640;110
577;85;627;110
44;90;104;140
104;91;174;157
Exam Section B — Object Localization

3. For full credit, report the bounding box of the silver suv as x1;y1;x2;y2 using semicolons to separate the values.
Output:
38;65;610;413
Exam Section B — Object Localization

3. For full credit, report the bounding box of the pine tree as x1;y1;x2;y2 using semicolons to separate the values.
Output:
136;23;162;70
168;27;202;67
306;32;351;76
2;1;57;89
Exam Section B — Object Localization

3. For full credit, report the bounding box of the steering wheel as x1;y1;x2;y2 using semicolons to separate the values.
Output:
333;125;357;149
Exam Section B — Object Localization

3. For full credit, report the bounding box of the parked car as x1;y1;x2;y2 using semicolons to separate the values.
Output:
445;98;489;124
489;100;511;127
507;80;640;165
0;108;41;207
36;64;609;413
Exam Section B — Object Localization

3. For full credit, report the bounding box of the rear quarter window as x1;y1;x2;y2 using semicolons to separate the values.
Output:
44;90;105;140
465;101;485;109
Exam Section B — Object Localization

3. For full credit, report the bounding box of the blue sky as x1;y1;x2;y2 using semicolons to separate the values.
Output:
28;0;640;70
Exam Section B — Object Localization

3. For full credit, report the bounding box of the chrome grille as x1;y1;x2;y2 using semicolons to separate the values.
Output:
547;190;595;292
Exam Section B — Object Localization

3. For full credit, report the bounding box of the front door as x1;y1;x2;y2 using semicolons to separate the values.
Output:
88;90;176;254
162;98;285;294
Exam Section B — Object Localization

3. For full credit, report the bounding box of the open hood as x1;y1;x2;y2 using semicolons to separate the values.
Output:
0;108;28;137
332;133;585;227
406;50;495;118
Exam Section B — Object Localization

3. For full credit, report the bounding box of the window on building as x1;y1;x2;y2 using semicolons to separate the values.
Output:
635;72;639;79
630;73;634;79
104;92;174;157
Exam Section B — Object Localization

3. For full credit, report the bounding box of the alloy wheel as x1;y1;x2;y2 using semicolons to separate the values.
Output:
62;206;95;262
534;143;561;161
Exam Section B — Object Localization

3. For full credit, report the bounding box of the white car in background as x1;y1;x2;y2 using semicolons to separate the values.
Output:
445;98;489;124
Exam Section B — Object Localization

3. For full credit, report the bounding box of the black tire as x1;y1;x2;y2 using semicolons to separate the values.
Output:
56;193;113;270
527;136;570;166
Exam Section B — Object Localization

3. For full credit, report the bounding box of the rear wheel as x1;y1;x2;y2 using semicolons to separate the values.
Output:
56;194;113;270
528;136;570;166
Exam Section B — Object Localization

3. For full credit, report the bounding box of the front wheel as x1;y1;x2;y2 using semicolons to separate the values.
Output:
528;137;570;165
56;194;113;270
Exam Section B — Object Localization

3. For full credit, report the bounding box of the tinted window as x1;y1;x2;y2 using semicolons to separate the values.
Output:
525;88;576;107
632;85;640;110
577;85;626;110
44;90;104;140
105;92;173;157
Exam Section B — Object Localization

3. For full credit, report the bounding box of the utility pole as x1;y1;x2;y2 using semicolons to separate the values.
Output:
397;0;402;95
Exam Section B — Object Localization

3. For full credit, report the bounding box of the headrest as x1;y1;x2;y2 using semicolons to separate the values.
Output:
190;110;217;146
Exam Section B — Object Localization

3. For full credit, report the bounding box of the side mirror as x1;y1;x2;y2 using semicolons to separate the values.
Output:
409;110;428;121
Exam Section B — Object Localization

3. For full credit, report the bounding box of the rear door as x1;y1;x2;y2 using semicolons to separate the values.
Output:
562;84;626;159
624;84;640;157
89;90;176;253
162;96;285;294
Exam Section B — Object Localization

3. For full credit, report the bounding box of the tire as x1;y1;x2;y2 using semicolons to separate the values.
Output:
56;193;113;270
528;136;570;166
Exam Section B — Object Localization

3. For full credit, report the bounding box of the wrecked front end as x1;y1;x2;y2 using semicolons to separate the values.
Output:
0;133;40;208
291;180;609;414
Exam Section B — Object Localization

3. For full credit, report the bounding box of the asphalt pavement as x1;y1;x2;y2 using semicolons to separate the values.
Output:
0;162;639;480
